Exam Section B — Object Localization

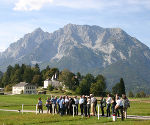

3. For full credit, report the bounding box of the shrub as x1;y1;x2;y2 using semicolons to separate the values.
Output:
136;91;146;98
5;84;12;92
48;84;54;91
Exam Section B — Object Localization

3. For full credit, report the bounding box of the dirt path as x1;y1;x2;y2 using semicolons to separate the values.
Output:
1;109;150;120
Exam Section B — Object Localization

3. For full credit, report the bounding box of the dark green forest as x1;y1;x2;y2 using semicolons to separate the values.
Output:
0;64;130;96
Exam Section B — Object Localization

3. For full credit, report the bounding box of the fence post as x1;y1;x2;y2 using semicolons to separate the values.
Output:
22;104;24;114
72;104;76;117
98;104;100;120
52;104;55;115
36;104;38;115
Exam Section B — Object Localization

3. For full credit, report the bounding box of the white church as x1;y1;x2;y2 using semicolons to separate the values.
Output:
44;74;62;88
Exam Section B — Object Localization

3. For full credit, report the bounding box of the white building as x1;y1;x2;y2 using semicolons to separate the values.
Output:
12;82;37;94
0;88;4;92
44;79;62;88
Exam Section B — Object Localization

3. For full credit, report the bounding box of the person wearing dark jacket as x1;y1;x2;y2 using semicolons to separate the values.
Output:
94;98;97;115
111;96;116;115
100;96;106;116
69;97;75;115
83;95;87;117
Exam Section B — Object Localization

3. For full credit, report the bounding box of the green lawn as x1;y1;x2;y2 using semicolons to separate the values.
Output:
128;101;150;116
0;95;150;116
0;111;150;125
0;94;50;110
0;95;150;125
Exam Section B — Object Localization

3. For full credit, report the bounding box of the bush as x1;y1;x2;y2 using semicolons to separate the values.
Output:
48;84;54;91
136;91;146;98
5;84;12;92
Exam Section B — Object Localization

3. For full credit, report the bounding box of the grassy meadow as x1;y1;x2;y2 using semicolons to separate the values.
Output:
1;111;150;125
0;94;150;125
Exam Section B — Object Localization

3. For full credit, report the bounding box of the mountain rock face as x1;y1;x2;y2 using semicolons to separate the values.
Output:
0;24;150;93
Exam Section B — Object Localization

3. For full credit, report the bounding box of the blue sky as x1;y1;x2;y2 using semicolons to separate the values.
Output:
0;0;150;52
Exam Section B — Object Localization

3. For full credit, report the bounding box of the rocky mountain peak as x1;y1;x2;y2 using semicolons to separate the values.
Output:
33;27;44;34
0;24;150;93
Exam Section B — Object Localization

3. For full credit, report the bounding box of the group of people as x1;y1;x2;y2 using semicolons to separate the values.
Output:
100;94;130;120
37;93;130;120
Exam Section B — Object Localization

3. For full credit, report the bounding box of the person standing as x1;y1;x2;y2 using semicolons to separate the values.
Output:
57;97;61;114
115;95;124;121
115;94;120;117
106;94;112;117
74;96;79;115
122;94;130;119
54;96;57;114
94;98;97;116
59;96;64;116
38;97;43;113
87;96;91;117
46;97;51;114
83;95;87;117
79;95;84;115
91;94;96;116
68;97;75;115
65;96;69;115
111;97;116;115
100;96;106;116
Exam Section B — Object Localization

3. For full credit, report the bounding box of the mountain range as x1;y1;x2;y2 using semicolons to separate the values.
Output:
0;24;150;93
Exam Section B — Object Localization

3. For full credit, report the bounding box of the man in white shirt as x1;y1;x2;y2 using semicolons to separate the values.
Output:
106;94;112;117
115;95;124;121
65;96;69;115
79;95;84;115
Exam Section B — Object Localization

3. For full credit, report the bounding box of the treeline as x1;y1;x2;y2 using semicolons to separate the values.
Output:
0;64;127;96
0;64;59;89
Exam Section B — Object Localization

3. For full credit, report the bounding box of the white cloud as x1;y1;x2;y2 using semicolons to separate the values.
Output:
13;0;53;11
13;0;150;12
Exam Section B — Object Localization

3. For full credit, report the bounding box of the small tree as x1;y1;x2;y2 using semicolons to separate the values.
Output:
112;78;126;96
90;79;106;96
128;91;134;98
120;78;126;95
